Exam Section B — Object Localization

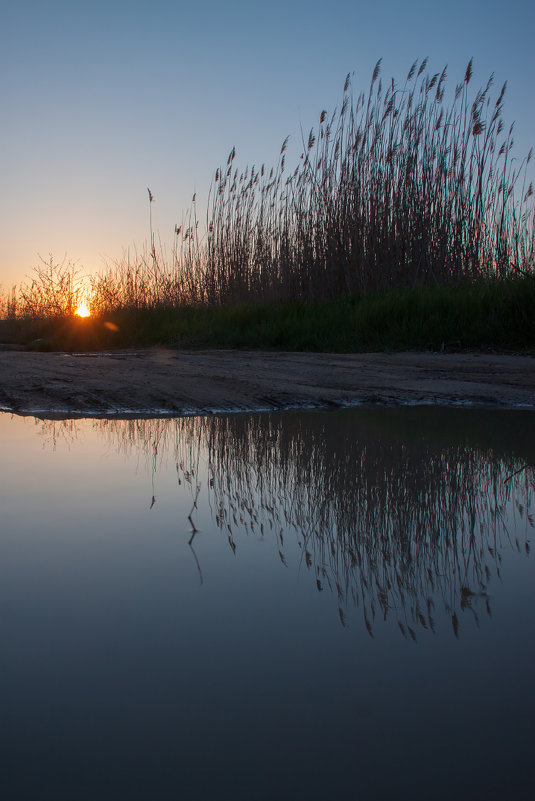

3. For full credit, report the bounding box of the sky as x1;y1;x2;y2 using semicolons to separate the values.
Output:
2;0;534;289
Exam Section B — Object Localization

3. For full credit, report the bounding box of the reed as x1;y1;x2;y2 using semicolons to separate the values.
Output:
137;57;533;308
4;58;534;324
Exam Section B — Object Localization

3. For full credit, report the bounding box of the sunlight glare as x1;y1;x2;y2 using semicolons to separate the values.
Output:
75;300;91;317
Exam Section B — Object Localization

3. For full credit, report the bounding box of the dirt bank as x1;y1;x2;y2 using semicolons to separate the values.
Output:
0;349;534;417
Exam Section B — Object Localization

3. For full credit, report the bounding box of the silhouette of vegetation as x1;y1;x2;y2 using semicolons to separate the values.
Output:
1;59;534;350
2;279;535;351
36;408;534;638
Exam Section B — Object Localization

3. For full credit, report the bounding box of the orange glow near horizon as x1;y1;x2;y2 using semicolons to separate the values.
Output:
75;300;91;318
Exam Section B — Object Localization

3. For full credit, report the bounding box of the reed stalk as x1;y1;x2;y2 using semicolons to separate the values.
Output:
5;59;534;318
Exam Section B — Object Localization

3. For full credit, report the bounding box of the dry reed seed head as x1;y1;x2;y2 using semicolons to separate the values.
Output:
280;136;290;154
464;59;473;84
372;59;382;84
320;110;327;124
418;58;428;77
382;98;394;120
344;73;351;92
496;82;507;108
147;188;154;202
427;73;439;92
407;60;418;81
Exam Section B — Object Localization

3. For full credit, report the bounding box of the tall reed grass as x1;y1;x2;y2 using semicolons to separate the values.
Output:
117;57;533;308
3;58;534;318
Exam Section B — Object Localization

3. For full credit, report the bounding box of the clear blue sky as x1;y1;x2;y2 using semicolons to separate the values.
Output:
2;0;534;287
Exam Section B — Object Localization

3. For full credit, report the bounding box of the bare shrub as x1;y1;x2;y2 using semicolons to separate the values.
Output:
15;255;87;318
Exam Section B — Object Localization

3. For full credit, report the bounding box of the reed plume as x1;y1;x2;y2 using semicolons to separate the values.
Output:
6;59;535;318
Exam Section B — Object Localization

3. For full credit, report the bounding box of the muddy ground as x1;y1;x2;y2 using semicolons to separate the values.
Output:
0;349;533;417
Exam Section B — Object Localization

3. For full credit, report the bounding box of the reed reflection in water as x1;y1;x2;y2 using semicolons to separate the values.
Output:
37;407;534;640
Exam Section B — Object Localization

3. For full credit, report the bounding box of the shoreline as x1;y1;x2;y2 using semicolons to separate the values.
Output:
6;400;534;422
1;349;534;419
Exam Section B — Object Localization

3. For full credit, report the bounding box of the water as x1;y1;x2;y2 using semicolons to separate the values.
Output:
1;408;534;801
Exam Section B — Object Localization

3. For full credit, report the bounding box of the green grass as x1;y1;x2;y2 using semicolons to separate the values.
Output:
1;278;534;352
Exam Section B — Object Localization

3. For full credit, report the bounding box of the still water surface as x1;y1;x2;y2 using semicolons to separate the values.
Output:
1;408;534;800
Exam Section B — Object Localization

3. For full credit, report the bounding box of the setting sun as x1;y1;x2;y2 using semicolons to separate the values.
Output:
75;300;91;318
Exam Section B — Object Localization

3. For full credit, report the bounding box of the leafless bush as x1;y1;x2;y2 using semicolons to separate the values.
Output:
16;255;85;318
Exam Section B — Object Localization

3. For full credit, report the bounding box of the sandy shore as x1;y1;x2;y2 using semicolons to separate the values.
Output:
0;349;534;417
